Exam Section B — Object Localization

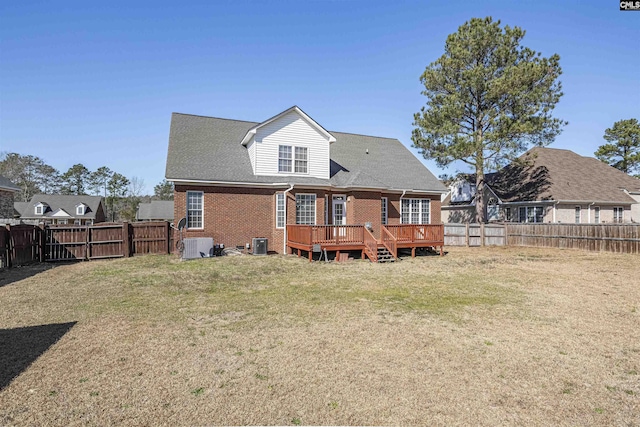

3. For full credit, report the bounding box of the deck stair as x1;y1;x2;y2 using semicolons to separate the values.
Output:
376;246;395;263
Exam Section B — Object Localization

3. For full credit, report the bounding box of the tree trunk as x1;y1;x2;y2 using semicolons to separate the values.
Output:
475;170;486;223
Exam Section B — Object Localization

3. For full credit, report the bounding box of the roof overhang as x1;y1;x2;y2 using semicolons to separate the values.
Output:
240;106;336;146
0;185;19;192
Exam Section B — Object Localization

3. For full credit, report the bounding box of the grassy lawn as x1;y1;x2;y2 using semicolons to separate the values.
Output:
0;247;638;426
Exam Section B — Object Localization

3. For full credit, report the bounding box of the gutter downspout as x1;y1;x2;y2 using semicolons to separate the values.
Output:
553;201;559;223
400;190;407;224
283;184;295;254
588;202;595;223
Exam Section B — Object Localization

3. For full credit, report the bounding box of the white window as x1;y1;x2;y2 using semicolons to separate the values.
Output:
575;206;581;224
186;191;203;229
401;198;430;224
502;207;512;222
518;206;543;223
613;207;623;223
76;205;85;215
35;205;43;215
381;197;388;225
278;145;292;173
294;147;308;173
276;193;285;228
295;194;316;225
594;207;600;224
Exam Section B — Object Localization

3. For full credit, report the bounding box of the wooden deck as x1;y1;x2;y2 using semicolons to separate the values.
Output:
286;224;444;262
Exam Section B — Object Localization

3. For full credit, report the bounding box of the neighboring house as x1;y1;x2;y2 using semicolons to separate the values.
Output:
165;106;447;255
14;194;106;225
136;200;174;222
443;147;640;224
0;175;20;218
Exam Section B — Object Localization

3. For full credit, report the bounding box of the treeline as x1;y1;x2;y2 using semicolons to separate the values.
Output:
0;152;173;221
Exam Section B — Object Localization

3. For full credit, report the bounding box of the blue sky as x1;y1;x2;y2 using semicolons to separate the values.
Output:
1;0;638;194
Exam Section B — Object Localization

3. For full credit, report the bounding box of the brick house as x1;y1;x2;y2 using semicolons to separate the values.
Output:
165;106;447;260
0;175;20;218
442;147;640;224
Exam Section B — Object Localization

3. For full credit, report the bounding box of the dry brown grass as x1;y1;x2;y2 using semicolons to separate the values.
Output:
0;247;638;426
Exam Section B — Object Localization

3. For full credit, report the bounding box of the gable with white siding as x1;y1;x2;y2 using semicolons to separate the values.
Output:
245;109;332;179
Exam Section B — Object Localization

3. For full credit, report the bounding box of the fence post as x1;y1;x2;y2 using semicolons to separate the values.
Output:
38;224;45;262
165;221;170;254
465;223;469;247
123;222;131;257
480;223;485;247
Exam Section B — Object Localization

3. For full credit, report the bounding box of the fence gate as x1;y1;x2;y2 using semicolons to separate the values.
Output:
46;225;88;261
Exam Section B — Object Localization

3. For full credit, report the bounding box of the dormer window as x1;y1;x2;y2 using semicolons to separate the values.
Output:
35;203;47;215
295;147;308;173
278;145;292;172
76;205;85;215
278;145;308;174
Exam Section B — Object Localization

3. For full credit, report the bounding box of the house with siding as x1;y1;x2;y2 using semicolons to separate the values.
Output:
165;106;447;260
0;175;20;219
442;147;640;224
14;194;106;225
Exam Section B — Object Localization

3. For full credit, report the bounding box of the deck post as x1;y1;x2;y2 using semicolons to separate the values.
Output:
440;245;444;256
411;247;416;258
308;250;312;262
361;249;365;259
297;248;300;257
336;250;340;261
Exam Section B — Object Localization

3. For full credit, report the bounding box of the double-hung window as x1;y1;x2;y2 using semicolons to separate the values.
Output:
575;206;581;224
186;191;203;229
276;193;285;228
613;207;623;223
518;206;543;223
279;145;308;174
278;145;292;173
594;207;600;224
401;198;430;224
295;194;316;225
381;197;388;225
294;147;308;173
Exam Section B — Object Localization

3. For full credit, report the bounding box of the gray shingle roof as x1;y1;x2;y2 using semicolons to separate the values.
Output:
15;194;105;219
165;112;446;193
0;175;20;192
489;147;640;203
136;200;174;221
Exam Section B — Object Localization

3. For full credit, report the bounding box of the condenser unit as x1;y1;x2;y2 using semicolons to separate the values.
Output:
252;238;267;255
182;237;214;260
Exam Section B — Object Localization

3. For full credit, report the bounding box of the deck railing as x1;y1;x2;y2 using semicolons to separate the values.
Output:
385;224;444;243
363;228;378;262
287;225;365;246
381;226;398;259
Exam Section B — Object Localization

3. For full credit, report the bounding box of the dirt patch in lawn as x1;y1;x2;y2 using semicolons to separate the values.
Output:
0;247;638;426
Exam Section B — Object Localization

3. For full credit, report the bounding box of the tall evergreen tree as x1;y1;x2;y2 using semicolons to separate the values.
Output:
595;118;640;177
412;17;566;222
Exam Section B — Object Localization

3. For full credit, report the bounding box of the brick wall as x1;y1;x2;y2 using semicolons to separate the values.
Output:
175;185;443;253
0;190;15;218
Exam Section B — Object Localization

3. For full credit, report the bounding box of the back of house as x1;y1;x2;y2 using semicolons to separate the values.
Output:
165;106;447;253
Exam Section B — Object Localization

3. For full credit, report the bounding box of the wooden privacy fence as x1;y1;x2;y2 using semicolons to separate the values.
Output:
507;223;640;254
0;221;176;268
445;223;640;254
444;223;507;247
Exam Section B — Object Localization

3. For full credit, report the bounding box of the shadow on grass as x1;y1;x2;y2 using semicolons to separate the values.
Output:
0;263;60;288
0;321;77;390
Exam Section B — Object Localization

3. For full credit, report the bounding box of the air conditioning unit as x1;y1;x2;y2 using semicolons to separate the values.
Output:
182;237;214;260
252;238;267;255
